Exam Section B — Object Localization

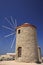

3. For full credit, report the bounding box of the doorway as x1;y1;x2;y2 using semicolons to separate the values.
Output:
18;47;22;57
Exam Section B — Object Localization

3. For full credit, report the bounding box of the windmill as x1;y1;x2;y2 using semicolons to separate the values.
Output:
2;16;17;51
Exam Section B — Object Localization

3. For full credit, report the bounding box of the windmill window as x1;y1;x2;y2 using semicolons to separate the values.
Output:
18;47;22;57
18;30;20;34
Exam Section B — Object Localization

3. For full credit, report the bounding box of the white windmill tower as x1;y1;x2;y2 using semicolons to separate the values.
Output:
2;16;17;52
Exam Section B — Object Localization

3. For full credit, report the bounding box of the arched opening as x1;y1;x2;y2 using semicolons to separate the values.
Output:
18;29;20;34
18;47;22;57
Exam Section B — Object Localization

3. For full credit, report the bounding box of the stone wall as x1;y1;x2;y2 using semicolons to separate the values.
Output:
15;26;39;63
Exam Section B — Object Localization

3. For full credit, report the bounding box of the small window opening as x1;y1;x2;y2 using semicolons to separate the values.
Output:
18;30;20;34
18;47;22;57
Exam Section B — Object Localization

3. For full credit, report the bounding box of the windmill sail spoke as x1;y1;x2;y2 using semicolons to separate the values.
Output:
15;19;17;28
11;35;16;48
4;32;15;38
1;16;17;51
5;17;12;26
2;25;14;31
11;16;15;27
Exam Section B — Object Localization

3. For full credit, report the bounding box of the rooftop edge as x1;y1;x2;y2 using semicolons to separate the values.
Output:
16;23;37;29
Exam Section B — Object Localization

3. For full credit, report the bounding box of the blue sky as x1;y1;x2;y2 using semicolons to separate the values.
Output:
0;0;43;55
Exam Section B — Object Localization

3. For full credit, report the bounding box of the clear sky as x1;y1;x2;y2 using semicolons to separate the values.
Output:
0;0;43;56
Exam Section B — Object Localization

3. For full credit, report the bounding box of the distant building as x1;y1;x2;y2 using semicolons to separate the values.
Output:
6;53;16;55
0;53;16;61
